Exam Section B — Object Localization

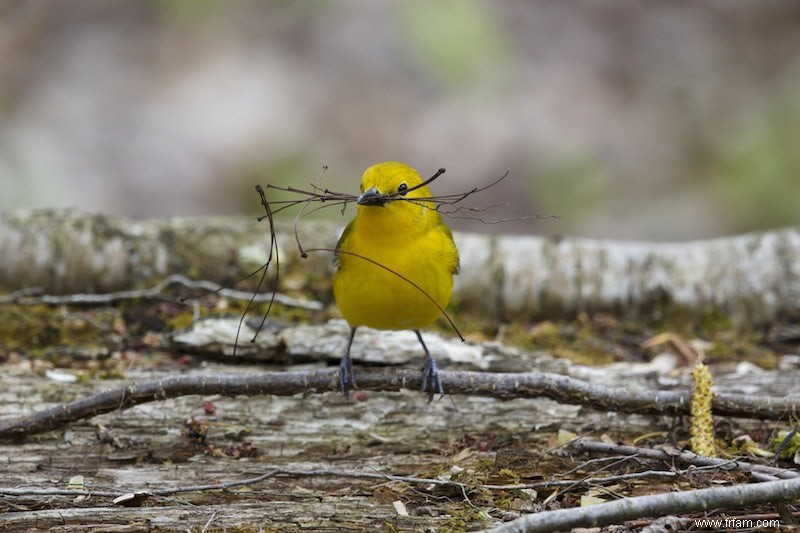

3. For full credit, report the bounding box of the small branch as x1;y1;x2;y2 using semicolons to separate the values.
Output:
0;465;716;501
569;438;799;481
487;464;734;491
0;473;284;500
2;370;800;439
0;488;122;497
486;474;800;533
0;274;322;311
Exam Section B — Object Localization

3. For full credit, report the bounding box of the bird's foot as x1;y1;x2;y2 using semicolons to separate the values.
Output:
339;355;357;399
422;355;444;402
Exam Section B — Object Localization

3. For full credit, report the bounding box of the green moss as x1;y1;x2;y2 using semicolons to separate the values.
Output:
651;306;698;337
526;321;561;350
646;307;779;369
652;307;736;339
528;318;617;366
494;493;515;510
495;468;521;485
221;297;319;327
424;306;496;342
440;506;487;533
771;431;800;460
0;304;113;357
433;312;625;366
0;305;56;352
164;309;197;331
418;463;450;480
76;368;127;382
698;309;735;336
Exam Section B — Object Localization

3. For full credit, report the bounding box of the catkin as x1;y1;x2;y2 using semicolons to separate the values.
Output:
690;362;715;457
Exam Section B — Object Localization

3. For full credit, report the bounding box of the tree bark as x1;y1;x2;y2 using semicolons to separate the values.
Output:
2;209;798;323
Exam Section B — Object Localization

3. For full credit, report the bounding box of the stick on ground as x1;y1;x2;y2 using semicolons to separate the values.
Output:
486;475;800;533
2;369;800;438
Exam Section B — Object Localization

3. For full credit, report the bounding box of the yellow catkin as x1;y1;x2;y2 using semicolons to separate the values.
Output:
689;362;715;457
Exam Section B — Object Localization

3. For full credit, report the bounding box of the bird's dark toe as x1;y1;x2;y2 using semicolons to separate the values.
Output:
339;355;357;398
422;356;444;402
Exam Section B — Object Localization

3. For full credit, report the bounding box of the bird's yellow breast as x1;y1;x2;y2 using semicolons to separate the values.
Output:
332;163;458;330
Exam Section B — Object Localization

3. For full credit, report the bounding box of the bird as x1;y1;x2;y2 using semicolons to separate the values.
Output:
332;161;459;401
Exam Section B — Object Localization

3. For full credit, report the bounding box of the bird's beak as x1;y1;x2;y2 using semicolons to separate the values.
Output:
357;186;386;206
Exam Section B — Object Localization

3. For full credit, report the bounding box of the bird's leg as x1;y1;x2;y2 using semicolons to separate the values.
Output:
339;327;357;398
415;330;444;402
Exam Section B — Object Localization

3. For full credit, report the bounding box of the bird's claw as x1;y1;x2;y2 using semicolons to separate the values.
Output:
422;355;444;402
339;355;357;399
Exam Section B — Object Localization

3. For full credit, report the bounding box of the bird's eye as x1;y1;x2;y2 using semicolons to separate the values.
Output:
398;183;408;194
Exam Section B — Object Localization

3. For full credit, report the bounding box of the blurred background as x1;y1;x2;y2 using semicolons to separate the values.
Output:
1;0;799;240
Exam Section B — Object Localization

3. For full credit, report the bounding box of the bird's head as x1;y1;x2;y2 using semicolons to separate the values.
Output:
357;161;433;210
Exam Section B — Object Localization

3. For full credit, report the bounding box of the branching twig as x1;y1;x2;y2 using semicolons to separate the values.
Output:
0;274;322;310
568;438;799;482
488;464;745;491
2;370;800;439
248;167;524;345
303;246;465;340
486;472;800;533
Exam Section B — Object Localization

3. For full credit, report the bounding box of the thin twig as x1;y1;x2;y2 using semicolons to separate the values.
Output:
303;247;464;341
0;488;122;497
247;167;532;348
200;510;219;533
0;274;322;310
483;464;742;491
2;370;800;439
152;470;280;495
569;438;799;481
486;473;800;533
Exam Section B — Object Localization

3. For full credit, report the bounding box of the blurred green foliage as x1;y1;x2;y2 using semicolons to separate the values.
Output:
712;72;800;233
153;0;229;23
532;154;611;228
399;0;509;88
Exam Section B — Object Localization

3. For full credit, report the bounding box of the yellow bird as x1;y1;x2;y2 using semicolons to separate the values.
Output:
333;161;459;401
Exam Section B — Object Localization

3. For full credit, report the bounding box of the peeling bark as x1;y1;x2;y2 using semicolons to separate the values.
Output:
2;210;798;323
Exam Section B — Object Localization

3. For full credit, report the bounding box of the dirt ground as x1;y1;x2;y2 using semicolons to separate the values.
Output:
2;292;800;532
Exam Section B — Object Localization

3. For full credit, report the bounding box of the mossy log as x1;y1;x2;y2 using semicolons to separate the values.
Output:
1;209;798;323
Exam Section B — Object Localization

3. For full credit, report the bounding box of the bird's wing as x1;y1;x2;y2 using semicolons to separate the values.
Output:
332;218;356;270
443;224;460;275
